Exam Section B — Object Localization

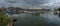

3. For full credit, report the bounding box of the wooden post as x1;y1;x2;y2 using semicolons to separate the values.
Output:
10;20;13;26
7;20;13;26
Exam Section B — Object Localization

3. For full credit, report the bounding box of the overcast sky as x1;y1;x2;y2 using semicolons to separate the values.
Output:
0;0;60;9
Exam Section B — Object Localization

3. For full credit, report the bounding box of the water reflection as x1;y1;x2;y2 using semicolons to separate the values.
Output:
8;11;60;26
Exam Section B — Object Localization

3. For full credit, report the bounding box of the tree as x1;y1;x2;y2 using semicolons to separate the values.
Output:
57;7;60;11
0;10;10;26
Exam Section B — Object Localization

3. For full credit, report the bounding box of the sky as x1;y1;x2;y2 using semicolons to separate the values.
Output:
0;0;60;9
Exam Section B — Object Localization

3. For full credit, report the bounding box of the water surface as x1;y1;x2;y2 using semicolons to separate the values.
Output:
8;12;60;26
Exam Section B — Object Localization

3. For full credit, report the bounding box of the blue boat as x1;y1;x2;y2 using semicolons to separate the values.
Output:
6;10;14;15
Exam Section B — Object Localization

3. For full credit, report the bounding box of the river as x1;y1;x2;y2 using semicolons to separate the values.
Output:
7;11;60;26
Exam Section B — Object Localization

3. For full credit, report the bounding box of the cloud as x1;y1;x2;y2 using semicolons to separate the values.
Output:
4;0;50;8
5;0;20;3
0;0;60;9
23;0;50;6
